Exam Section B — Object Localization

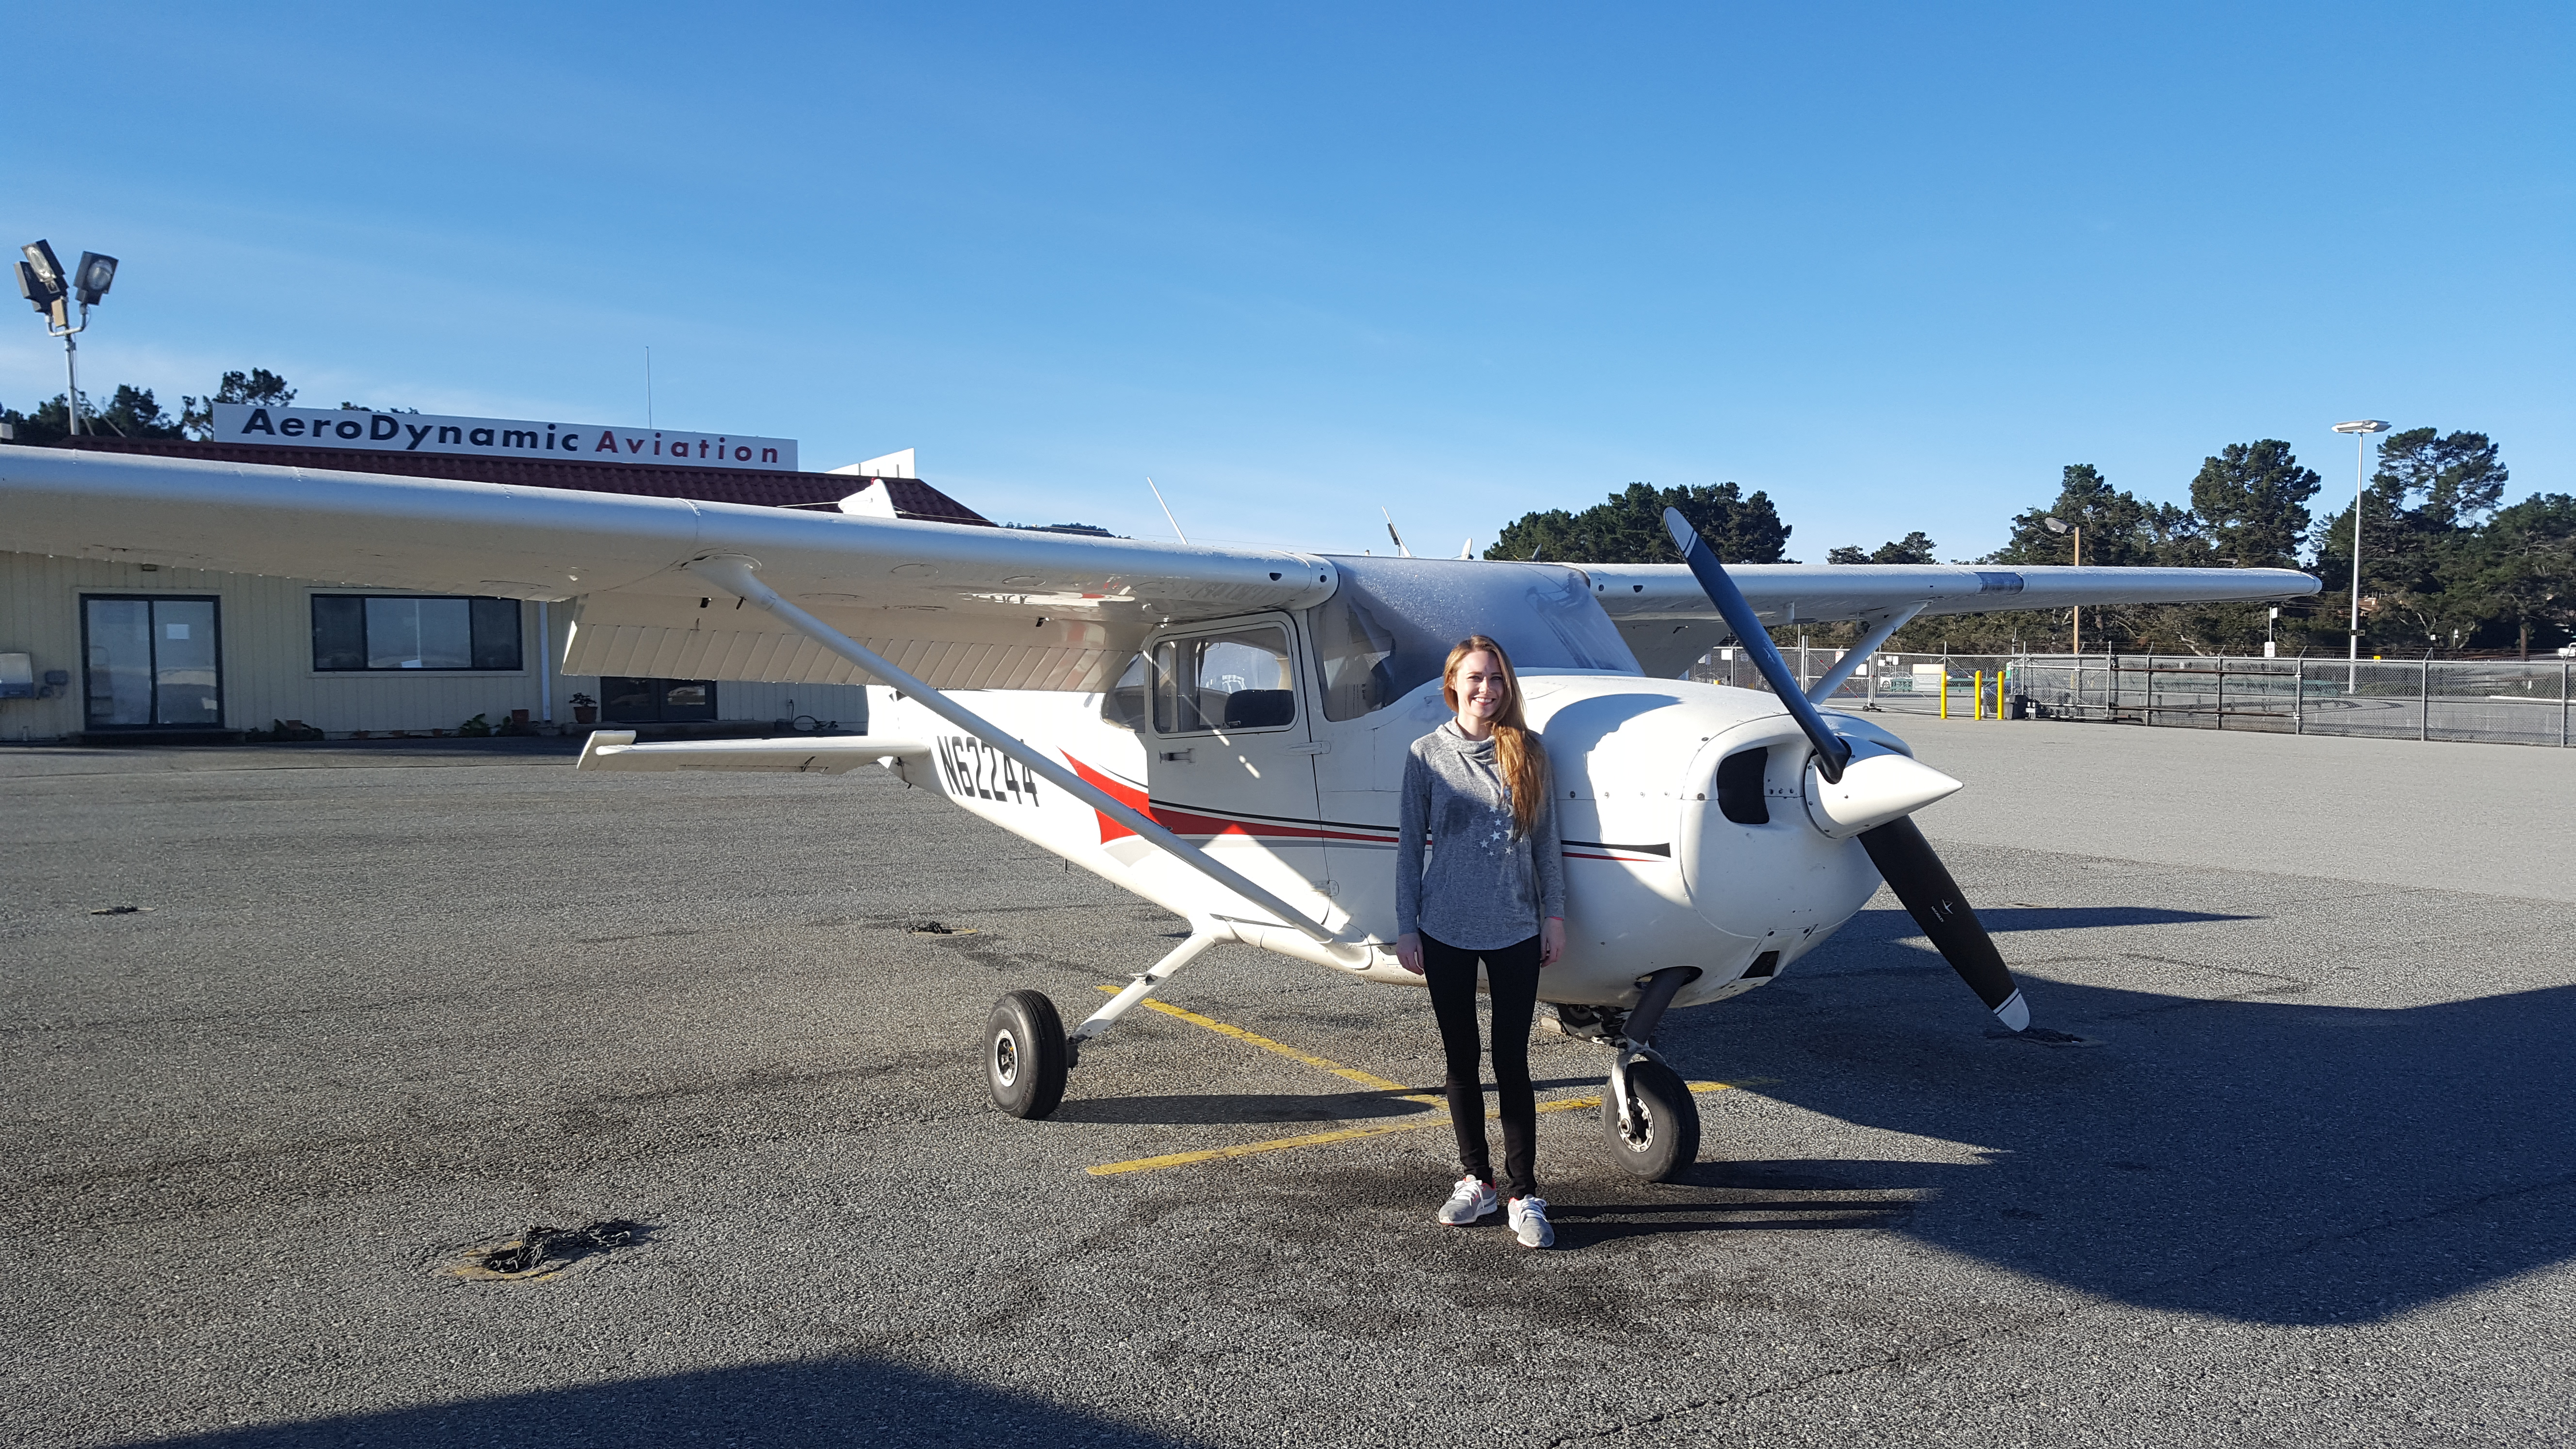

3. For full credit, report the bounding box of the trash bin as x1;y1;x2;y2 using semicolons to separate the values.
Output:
2009;693;2031;720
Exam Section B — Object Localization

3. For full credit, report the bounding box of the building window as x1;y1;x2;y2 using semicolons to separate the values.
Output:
600;677;718;723
312;596;522;671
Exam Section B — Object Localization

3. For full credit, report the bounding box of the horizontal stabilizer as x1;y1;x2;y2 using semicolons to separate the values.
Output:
575;730;931;774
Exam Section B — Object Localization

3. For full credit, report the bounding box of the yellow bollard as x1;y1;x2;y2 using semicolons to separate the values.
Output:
1939;672;1949;719
1973;670;1984;720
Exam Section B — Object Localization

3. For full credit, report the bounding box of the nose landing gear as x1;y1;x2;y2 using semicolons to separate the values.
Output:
1597;966;1704;1182
1602;1056;1700;1180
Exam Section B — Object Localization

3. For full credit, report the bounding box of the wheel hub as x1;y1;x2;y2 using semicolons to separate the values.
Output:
994;1029;1020;1087
1618;1092;1654;1149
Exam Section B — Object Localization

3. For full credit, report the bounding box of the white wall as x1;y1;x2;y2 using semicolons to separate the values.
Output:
0;551;870;740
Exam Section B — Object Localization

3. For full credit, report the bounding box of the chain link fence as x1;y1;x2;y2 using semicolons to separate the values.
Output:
1687;647;2576;747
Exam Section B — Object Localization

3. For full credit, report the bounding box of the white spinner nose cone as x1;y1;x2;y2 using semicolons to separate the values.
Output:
1802;747;1963;840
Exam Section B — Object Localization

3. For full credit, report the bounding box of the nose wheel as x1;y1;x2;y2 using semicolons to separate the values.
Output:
1601;1057;1701;1181
986;990;1068;1119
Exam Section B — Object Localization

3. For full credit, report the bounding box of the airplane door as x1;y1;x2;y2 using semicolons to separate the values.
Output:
1143;614;1332;919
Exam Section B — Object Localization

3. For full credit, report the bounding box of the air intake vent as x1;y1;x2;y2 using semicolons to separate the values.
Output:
1742;950;1781;979
1716;747;1770;825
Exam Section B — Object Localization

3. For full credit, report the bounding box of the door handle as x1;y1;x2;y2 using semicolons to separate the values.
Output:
1284;742;1330;755
1159;748;1193;763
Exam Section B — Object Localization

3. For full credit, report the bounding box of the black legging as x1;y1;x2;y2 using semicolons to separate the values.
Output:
1420;931;1542;1200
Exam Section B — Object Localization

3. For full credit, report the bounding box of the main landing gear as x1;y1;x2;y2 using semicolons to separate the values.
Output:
985;936;1708;1187
985;991;1067;1119
983;926;1223;1121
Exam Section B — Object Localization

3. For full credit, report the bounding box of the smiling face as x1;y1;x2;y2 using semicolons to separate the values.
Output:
1451;649;1511;729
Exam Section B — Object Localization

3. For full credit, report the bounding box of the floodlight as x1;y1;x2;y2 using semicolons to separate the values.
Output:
16;259;60;313
2042;515;2070;534
2332;419;2389;435
73;252;116;305
20;240;64;294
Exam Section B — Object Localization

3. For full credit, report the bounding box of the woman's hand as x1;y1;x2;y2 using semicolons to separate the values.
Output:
1540;917;1565;966
1396;933;1424;975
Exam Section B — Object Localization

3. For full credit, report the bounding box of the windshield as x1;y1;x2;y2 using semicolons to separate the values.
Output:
1308;557;1639;721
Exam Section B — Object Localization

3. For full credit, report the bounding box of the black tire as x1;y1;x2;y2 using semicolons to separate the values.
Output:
985;990;1067;1120
1601;1059;1701;1181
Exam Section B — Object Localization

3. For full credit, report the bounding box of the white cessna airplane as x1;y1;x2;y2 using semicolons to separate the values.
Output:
2;446;2317;1179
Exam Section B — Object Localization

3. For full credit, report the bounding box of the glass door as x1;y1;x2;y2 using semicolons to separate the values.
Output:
83;596;223;729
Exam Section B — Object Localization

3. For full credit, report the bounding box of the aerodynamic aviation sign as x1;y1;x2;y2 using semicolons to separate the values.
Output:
209;403;798;472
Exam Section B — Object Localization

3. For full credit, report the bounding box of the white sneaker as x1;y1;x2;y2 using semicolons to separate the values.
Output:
1508;1195;1555;1249
1437;1175;1498;1225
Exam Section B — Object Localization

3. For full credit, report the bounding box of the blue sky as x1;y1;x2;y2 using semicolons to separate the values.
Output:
3;3;2566;560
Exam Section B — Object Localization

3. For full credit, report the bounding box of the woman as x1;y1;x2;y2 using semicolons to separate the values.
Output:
1395;636;1567;1249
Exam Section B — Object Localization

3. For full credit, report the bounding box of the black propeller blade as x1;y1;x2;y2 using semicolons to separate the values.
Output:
1659;507;2046;1036
1858;817;2029;1032
1661;508;1852;783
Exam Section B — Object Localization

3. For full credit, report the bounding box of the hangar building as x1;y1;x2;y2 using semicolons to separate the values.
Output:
0;434;991;744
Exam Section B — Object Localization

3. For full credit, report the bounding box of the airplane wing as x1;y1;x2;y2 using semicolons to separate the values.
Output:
1581;562;2320;676
1;445;2321;690
0;444;1333;693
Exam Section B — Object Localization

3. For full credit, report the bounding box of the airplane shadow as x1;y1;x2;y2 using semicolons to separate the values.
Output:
1973;905;2263;931
1053;1091;1437;1126
1549;1192;1917;1247
1634;952;2576;1325
1842;904;2263;937
1053;1075;1603;1125
128;1356;1199;1448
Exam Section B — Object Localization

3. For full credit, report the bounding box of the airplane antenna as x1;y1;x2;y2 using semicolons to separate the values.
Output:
1457;538;1474;560
1145;477;1188;545
1381;508;1413;557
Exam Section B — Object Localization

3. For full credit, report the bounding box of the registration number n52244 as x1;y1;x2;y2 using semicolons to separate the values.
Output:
936;734;1042;806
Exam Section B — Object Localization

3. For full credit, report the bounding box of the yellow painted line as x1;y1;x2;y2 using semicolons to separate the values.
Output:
1097;983;1435;1099
1087;1080;1750;1177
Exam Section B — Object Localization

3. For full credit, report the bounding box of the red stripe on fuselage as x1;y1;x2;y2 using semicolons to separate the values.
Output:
1062;755;1397;847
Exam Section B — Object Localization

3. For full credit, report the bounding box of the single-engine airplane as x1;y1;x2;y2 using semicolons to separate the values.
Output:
1;445;2319;1179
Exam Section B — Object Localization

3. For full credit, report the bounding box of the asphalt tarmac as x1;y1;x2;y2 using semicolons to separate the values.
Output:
4;721;2571;1447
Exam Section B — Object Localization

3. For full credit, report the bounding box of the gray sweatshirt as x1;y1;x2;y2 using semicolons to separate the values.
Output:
1396;722;1567;951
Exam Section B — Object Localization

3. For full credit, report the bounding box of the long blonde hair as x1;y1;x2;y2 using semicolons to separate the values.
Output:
1442;635;1547;838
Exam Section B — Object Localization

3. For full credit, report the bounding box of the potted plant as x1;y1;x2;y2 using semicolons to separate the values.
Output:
570;692;598;725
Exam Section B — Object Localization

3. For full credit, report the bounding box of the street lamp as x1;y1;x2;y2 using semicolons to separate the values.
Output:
16;238;118;436
2333;419;2391;687
2044;515;2082;653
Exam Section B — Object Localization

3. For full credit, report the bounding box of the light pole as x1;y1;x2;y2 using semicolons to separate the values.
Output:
2333;419;2390;688
2044;515;2082;653
15;240;119;435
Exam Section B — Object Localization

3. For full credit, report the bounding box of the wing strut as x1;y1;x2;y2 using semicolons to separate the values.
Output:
1804;604;1923;704
685;554;1367;965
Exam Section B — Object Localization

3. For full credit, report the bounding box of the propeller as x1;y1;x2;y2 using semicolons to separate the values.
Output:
1661;507;1851;781
1660;507;2041;1036
1855;816;2028;1032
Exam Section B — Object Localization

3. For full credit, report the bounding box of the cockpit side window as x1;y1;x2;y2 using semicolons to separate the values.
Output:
1149;626;1297;735
1100;652;1150;731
